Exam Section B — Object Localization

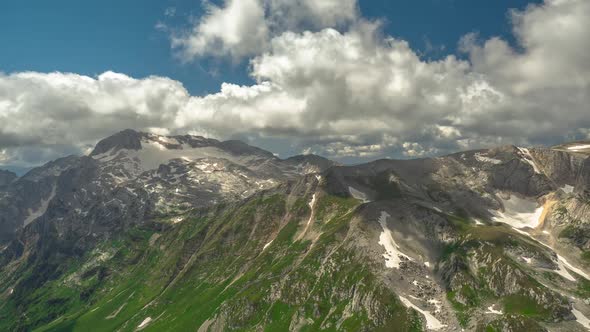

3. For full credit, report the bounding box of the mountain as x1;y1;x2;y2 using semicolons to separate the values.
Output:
1;133;590;331
0;129;335;245
0;170;17;187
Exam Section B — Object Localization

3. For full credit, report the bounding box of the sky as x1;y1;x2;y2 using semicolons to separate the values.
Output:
1;0;588;172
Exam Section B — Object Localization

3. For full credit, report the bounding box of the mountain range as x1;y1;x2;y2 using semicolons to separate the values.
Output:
2;130;590;331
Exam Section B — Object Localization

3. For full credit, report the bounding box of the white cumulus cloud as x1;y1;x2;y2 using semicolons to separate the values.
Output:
171;0;358;60
1;0;589;168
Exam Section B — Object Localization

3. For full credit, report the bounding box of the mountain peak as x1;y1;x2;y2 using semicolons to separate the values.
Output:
90;129;143;156
89;129;227;157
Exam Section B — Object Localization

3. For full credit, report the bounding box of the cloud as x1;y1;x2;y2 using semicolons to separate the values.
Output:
173;0;590;157
0;71;189;166
456;0;590;140
171;0;358;60
164;7;176;18
266;0;357;29
1;0;589;168
172;0;269;60
173;22;476;154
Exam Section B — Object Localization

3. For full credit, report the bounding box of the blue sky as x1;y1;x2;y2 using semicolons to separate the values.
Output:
0;0;540;95
1;0;588;172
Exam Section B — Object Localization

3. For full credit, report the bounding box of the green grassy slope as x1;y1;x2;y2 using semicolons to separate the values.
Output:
1;191;422;332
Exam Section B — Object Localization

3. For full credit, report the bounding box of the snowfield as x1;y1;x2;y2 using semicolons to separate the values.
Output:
553;253;590;282
377;211;413;269
399;295;446;330
263;240;273;251
297;194;317;240
561;185;574;194
474;152;502;165
24;185;56;226
348;186;369;203
517;147;542;174
493;195;544;229
137;317;152;329
485;304;503;315
567;144;590;151
572;308;590;330
492;194;590;282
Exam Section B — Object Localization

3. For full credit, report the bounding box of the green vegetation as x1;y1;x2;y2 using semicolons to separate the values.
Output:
559;224;577;238
479;315;546;332
502;294;549;317
447;285;480;327
440;221;567;327
1;191;420;332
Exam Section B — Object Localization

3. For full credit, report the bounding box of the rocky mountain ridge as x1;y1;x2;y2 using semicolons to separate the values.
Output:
1;132;590;331
0;129;335;244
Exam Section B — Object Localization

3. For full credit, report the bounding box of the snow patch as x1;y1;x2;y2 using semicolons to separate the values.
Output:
517;147;542;174
517;228;590;281
522;257;533;264
553;253;590;282
573;308;590;330
474;152;502;165
491;195;589;281
92;148;121;162
263;240;273;251
568;144;590;151
424;262;431;268
123;141;251;173
561;185;574;194
106;303;127;319
137;317;152;329
349;186;369;203
378;211;413;269
428;299;442;313
297;194;317;240
431;206;443;213
307;194;317;225
492;195;544;229
24;185;56;225
486;304;503;315
399;296;446;330
519;229;590;281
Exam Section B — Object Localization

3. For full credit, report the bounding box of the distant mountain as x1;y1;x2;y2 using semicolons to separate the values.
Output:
1;133;590;331
0;170;16;187
0;130;335;244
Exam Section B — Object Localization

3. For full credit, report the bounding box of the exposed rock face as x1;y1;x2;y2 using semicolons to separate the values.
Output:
1;134;590;331
89;128;144;155
0;130;336;246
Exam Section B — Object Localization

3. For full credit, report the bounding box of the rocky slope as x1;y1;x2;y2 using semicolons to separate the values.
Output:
1;133;590;331
0;129;335;244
